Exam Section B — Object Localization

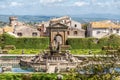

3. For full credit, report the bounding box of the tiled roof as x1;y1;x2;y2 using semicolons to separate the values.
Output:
91;20;120;28
17;26;38;30
3;26;14;32
50;16;69;22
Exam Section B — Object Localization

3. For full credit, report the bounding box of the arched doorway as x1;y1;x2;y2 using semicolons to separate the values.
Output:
53;34;63;47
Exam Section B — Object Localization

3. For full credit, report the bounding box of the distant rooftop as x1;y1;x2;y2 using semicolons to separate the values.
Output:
91;20;120;28
50;16;70;22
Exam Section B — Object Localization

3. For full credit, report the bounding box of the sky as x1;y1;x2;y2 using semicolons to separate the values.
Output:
0;0;120;16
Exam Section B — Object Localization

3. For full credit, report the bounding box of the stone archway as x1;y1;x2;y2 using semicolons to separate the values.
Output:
53;34;63;48
47;22;68;46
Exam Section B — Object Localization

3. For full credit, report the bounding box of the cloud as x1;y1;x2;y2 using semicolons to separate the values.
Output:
95;1;120;8
9;2;23;7
40;0;64;4
96;2;110;7
74;1;89;7
0;1;23;9
0;0;120;15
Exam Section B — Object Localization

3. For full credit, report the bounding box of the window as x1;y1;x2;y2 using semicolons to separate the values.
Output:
96;31;100;34
67;31;70;35
116;29;119;33
75;24;77;27
17;33;22;36
74;31;78;35
32;32;37;36
110;29;113;33
39;29;41;31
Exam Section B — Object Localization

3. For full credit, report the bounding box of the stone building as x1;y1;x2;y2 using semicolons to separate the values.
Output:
49;16;85;38
9;16;18;27
50;16;71;26
47;22;68;46
87;20;120;38
36;16;85;38
9;16;24;27
7;16;85;38
2;16;40;37
14;26;40;37
67;20;85;38
36;21;49;37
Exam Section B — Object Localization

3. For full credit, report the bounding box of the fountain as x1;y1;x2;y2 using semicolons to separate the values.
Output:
19;22;81;73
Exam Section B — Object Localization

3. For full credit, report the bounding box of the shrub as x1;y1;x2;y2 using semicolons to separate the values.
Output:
68;35;120;49
4;45;16;50
67;38;99;49
1;33;49;49
1;33;120;50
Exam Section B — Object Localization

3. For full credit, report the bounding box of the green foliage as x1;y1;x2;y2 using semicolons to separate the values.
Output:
8;49;42;54
71;49;104;55
0;73;57;80
1;33;120;51
68;34;120;49
0;73;119;80
67;38;100;49
1;33;49;49
0;73;22;80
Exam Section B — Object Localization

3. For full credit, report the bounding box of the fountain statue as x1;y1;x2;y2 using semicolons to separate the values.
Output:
19;22;81;73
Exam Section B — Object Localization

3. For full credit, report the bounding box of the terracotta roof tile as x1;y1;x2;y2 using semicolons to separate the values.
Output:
3;26;14;32
91;21;120;28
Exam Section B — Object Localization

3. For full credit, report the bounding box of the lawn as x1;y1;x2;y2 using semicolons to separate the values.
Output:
8;49;43;54
71;49;106;55
7;49;106;55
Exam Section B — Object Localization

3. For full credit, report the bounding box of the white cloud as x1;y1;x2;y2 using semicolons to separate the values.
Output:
40;0;64;4
95;1;120;8
9;2;23;7
0;2;23;9
74;1;89;7
91;0;96;2
98;2;115;7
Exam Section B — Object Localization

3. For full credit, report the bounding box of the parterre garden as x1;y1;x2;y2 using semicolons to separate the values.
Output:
1;34;120;79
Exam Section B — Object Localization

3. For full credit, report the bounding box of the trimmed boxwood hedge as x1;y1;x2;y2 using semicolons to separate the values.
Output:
67;34;120;49
1;33;49;49
1;33;120;49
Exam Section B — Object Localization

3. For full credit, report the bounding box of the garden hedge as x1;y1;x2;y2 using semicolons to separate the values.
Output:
0;33;49;49
67;34;120;49
0;33;120;49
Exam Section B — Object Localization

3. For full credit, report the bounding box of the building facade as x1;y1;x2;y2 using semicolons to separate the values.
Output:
6;16;40;37
14;26;40;37
9;16;25;27
67;20;85;38
3;16;85;38
47;23;68;47
36;21;49;37
87;20;120;38
49;16;85;38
